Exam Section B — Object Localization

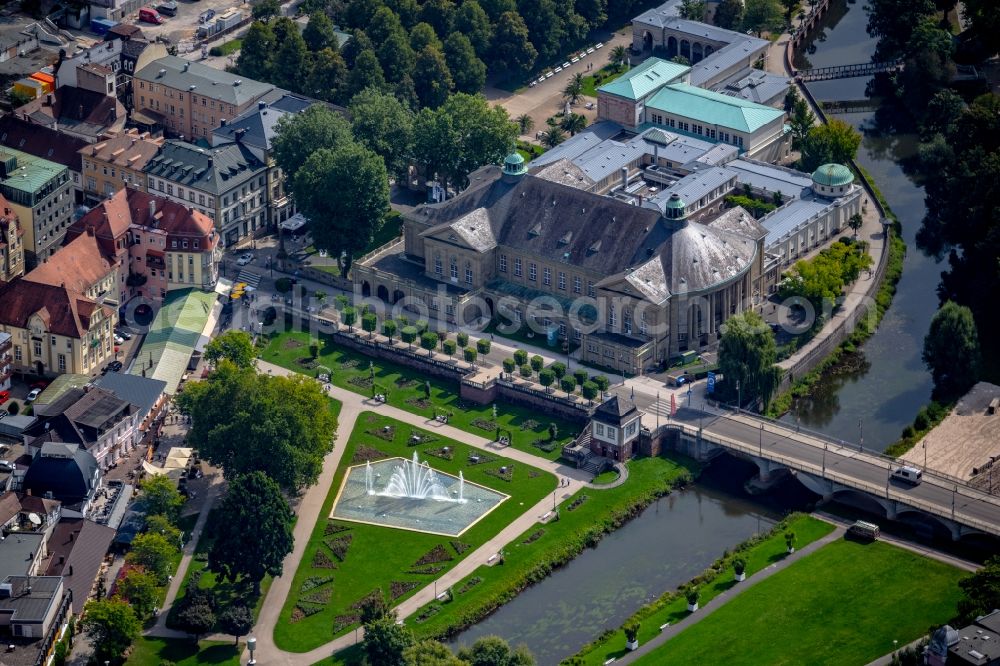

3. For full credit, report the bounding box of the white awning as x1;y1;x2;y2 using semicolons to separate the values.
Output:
279;213;307;231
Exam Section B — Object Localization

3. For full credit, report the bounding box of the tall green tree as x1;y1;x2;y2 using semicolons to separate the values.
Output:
923;301;981;398
789;97;816;145
741;0;784;35
204;329;256;369
344;0;383;28
713;0;744;29
866;0;935;58
403;639;468;665
209;472;294;594
717;310;782;409
540;125;566;147
480;0;516;21
368;5;406;44
341;28;375;67
799;118;861;171
962;0;1000;54
518;0;564;62
115;567;159;620
958;556;1000;625
303;11;338;51
454;0;493;57
365;614;415;666
218;605;254;645
490;11;537;79
609;44;629;69
420;0;456;36
308;48;349;103
561;112;587;136
235;21;275;81
562;72;584;105
457;635;535;665
410;21;444;52
126;532;177;583
273;104;353;183
294;143;390;276
575;0;607;28
413;46;454;108
378;29;417;83
274;29;311;94
350;87;415;178
137;474;183;521
82;598;141;665
898;20;954;109
387;0;420;27
348;49;389;98
445;32;486;93
679;0;705;20
251;0;280;20
177;362;337;490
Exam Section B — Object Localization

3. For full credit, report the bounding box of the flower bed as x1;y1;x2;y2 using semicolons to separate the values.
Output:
300;576;334;593
413;544;453;567
472;418;497;432
325;534;353;562
522;529;545;545
457;576;483;595
350;445;389;465
425;447;454;461
390;581;421;599
450;541;472;555
311;550;337;569
408;564;448;575
567;494;589;511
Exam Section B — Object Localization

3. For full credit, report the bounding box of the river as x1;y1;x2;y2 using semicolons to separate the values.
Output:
781;0;941;450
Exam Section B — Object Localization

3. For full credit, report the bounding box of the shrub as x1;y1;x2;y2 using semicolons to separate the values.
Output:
513;349;528;366
530;355;544;372
581;381;598;403
464;347;477;364
456;332;469;348
550;362;567;379
502;358;516;376
573;368;588;386
361;313;378;337
420;332;439;355
7;402;18;415
624;621;640;642
342;306;357;330
733;557;746;575
901;425;915;439
538;368;555;389
476;338;491;355
382;320;398;341
913;410;930;431
686;588;700;605
519;364;533;378
401;326;418;349
560;376;577;394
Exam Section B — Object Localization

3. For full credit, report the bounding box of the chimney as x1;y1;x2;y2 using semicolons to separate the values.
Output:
46;93;54;106
68;565;73;576
86;226;95;237
148;199;156;220
235;128;246;143
182;62;190;72
220;118;227;127
258;100;266;110
207;157;213;169
621;167;629;189
653;144;659;166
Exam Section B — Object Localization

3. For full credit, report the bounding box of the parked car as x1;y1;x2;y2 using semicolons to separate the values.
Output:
891;466;923;486
107;360;124;373
198;9;215;22
30;381;48;390
236;254;253;266
25;388;42;403
114;334;125;345
0;391;8;405
156;0;177;15
139;7;164;23
115;329;132;340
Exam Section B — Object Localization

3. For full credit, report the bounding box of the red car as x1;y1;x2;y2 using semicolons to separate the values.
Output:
0;391;9;405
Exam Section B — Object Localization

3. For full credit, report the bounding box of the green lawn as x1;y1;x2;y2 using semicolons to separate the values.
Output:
576;514;834;664
632;539;964;666
127;638;240;666
403;455;697;642
209;39;242;56
262;331;581;461
581;64;627;97
273;413;556;652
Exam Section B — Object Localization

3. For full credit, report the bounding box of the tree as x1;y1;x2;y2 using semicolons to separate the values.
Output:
778;240;871;308
789;98;816;146
176;599;216;640
529;355;543;372
236;22;275;81
7;402;17;415
412;46;454;108
420;331;439;356
713;0;744;29
204;330;256;369
779;0;798;21
958;556;1000;625
799;118;861;172
476;338;491;355
127;532;177;583
561;113;587;136
679;0;705;20
502;358;515;377
362;312;378;338
382;320;398;342
252;0;280;20
562;73;584;105
573;368;588;386
443;339;457;358
378;30;417;84
538;368;554;391
609;44;629;69
308;48;349;103
177;363;336;491
490;11;537;79
848;213;863;237
403;639;468;665
342;28;375;68
921;89;965;138
866;0;935;59
342;306;358;332
115;567;159;619
457;635;535;665
410;22;444;53
369;6;406;45
519;363;532;378
513;349;528;365
923;301;981;398
464;347;477;364
962;0;1000;54
581;381;598;404
138;474;184;521
519;0;564;63
273;24;311;93
593;375;610;399
82;598;141;664
516;113;534;135
717;311;782;409
144;514;182;549
218;605;253;645
273;105;353;183
540;126;566;147
401;325;418;349
348;50;389;98
209;472;294;594
454;0;493;57
741;0;784;35
293;143;390;277
444;32;486;94
419;0;455;37
457;332;469;347
365;614;415;666
304;11;338;51
560;376;576;394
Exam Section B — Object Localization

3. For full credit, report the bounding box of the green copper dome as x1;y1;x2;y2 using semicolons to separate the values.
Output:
503;151;527;176
664;192;686;210
811;163;854;187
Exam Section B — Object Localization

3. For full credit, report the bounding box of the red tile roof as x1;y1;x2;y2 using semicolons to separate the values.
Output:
0;280;110;339
25;231;114;295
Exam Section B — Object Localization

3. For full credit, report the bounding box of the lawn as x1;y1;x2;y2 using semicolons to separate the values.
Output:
262;330;581;461
403;454;697;642
581;64;627;97
209;38;241;57
632;539;964;666
127;638;240;666
273;412;556;652
575;514;834;664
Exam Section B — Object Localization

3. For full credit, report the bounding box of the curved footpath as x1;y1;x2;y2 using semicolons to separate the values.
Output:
145;359;593;665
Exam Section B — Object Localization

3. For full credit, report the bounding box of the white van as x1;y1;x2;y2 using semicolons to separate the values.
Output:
892;465;923;486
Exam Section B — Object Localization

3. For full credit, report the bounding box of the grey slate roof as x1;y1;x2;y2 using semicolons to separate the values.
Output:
645;166;735;214
45;518;116;613
707;206;768;241
594;395;638;424
0;575;62;623
714;69;790;105
135;56;274;106
633;0;683;27
144;140;265;195
91;373;165;423
726;158;813;200
0;534;45;583
212;93;312;152
22;446;98;507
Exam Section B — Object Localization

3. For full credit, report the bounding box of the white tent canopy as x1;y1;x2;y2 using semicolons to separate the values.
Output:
279;213;307;232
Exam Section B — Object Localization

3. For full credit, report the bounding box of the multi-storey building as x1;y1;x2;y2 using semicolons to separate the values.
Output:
55;32;166;113
0;116;89;202
79;129;164;203
0;147;74;269
133;56;274;142
0;199;24;283
143;140;267;247
0;332;11;391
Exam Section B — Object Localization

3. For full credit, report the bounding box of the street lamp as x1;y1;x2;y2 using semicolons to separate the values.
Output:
247;636;257;665
952;485;958;520
822;443;826;477
858;418;864;452
759;423;763;456
736;380;741;414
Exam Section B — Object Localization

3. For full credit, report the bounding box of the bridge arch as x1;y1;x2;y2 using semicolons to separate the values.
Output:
830;487;894;518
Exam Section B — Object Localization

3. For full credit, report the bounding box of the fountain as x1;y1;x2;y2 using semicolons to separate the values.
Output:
334;455;507;536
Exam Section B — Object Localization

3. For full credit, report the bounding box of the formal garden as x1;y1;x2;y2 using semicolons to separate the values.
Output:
261;330;582;461
273;413;557;652
126;638;240;666
630;539;964;666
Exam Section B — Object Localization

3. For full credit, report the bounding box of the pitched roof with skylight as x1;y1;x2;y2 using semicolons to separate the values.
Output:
646;83;784;134
598;58;691;101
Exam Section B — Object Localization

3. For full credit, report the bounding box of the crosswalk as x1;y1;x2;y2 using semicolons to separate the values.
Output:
235;270;261;289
